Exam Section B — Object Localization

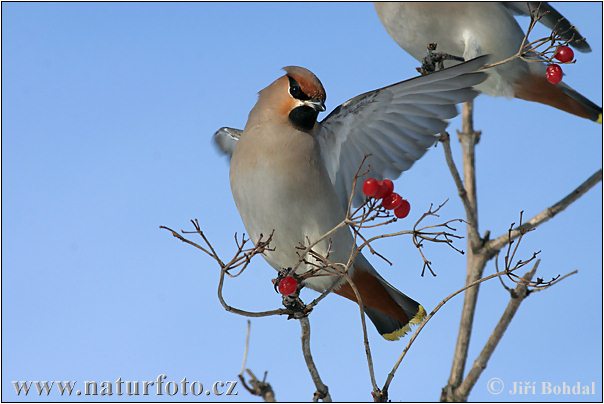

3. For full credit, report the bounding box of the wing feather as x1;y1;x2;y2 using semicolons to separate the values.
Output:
318;56;489;209
213;127;242;158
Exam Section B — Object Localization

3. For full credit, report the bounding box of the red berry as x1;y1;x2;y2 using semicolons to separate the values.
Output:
394;200;411;219
546;64;563;84
278;276;298;296
382;192;403;210
554;46;574;63
362;178;380;197
374;179;394;199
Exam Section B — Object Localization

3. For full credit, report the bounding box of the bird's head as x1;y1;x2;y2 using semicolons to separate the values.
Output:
255;66;326;132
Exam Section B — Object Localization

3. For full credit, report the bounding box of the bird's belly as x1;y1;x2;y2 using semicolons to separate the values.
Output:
376;2;529;97
230;162;354;291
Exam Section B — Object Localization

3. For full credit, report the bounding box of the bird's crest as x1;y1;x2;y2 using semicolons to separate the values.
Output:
282;66;326;101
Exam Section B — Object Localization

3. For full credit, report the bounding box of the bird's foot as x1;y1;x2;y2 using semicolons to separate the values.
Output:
417;43;465;75
273;269;311;318
282;294;310;319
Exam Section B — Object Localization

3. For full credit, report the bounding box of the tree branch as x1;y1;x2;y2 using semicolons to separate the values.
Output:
456;101;482;250
446;101;486;393
453;258;576;401
484;169;602;257
440;131;478;238
383;267;521;396
453;260;540;401
299;317;332;402
238;320;276;402
441;97;598;401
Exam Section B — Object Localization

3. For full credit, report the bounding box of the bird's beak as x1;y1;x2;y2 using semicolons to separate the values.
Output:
304;99;326;112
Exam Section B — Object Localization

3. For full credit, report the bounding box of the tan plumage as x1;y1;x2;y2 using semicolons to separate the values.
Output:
217;60;488;339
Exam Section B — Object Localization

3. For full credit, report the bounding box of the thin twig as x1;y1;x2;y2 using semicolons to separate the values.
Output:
342;274;380;396
485;169;602;257
217;269;290;318
440;131;479;245
453;261;540;400
530;269;578;292
238;320;276;402
446;101;484;393
383;268;511;394
240;320;252;376
299;317;332;402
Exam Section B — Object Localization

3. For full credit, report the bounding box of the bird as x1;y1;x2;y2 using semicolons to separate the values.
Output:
213;57;488;340
374;2;602;123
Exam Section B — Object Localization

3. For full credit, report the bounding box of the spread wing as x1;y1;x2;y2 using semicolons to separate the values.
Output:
317;55;489;210
503;2;591;52
213;127;242;158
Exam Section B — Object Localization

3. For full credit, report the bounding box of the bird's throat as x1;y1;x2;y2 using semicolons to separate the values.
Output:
288;105;318;131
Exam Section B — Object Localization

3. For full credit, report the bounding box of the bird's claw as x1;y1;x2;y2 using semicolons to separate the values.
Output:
417;43;465;75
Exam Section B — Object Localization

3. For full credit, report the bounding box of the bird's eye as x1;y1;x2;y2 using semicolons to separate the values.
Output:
287;76;310;101
290;84;302;98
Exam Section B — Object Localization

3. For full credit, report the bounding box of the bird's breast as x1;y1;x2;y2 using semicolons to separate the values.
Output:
229;127;354;290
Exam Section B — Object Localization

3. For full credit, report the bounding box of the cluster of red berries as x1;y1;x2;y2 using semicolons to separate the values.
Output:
546;45;575;85
362;178;411;219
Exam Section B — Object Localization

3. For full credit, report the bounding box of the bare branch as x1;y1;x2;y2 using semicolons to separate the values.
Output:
217;269;290;317
482;3;580;70
530;269;578;293
439;131;479;247
453;259;576;401
239;320;252;376
485;169;602;257
453;260;540;400
341;274;380;397
299;317;332;402
238;320;276;402
446;101;485;392
383;268;517;395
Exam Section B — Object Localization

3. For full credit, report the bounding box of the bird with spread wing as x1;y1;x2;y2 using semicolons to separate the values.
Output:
214;57;488;340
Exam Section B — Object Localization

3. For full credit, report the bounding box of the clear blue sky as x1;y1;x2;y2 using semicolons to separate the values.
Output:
2;2;602;402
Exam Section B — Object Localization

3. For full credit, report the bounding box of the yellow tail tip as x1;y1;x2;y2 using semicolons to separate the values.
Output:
597;113;602;124
382;305;427;341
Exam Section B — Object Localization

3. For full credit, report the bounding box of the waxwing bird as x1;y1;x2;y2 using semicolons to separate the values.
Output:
214;57;488;340
374;2;602;123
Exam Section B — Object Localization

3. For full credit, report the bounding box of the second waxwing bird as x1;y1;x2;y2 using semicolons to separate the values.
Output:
214;57;488;340
375;2;602;123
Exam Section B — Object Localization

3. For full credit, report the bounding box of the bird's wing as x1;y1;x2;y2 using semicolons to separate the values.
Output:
317;55;489;210
503;2;591;52
213;127;242;158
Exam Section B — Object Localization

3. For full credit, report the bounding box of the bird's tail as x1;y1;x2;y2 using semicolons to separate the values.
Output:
333;255;426;341
513;73;602;123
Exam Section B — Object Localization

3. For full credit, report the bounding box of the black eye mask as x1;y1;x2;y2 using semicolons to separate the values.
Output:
288;76;311;101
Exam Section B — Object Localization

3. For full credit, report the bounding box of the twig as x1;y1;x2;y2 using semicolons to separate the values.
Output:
441;95;598;402
382;268;515;395
238;320;276;402
342;274;380;397
453;259;575;401
530;269;578;292
217;265;290;318
239;320;252;376
455;101;482;250
482;3;577;70
454;262;537;400
484;169;602;257
440;131;479;245
446;101;485;393
299;317;332;402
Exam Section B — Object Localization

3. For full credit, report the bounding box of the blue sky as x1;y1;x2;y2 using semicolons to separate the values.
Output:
2;2;602;402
